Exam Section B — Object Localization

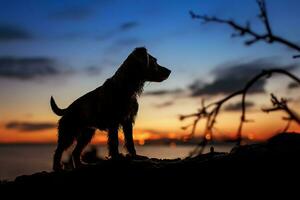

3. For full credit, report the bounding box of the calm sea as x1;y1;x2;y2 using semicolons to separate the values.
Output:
0;144;233;181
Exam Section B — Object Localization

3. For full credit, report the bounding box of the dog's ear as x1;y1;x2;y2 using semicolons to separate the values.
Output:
134;47;147;55
132;47;149;66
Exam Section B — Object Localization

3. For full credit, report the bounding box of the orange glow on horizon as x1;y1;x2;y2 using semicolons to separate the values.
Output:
205;134;212;140
1;111;300;144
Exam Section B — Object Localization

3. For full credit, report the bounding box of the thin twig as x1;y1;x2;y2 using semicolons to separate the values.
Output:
262;94;300;124
186;0;300;156
181;69;300;155
190;0;300;58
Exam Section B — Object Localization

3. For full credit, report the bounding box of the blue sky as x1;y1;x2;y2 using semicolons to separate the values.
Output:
1;0;300;74
1;0;300;142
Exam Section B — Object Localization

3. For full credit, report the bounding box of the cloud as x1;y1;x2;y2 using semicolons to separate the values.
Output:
224;101;255;112
140;129;168;135
143;88;184;96
5;121;56;132
154;101;174;108
97;21;139;41
84;65;102;76
0;25;32;41
50;6;93;20
0;56;101;80
190;58;298;97
288;82;299;89
0;57;70;80
120;22;139;31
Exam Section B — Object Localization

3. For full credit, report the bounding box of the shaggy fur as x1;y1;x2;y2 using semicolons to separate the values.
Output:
50;47;171;171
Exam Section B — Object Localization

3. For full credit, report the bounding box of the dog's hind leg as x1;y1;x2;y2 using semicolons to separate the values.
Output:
108;126;120;159
53;127;75;171
72;128;95;168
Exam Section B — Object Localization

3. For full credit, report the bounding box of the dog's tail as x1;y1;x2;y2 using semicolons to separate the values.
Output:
50;96;66;116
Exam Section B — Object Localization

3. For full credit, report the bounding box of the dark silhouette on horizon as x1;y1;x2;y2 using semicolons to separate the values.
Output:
4;132;300;188
50;47;171;171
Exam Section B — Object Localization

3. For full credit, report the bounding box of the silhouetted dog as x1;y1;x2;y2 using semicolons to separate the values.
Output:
50;47;171;171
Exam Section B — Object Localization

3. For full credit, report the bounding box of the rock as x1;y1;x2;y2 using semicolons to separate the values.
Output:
1;132;300;187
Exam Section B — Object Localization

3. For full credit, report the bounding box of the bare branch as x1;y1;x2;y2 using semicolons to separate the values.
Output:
190;0;300;58
257;0;272;37
262;93;300;124
181;69;300;154
293;55;300;59
282;119;292;133
186;0;300;156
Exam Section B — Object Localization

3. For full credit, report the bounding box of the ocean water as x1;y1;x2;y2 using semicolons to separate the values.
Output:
0;144;233;181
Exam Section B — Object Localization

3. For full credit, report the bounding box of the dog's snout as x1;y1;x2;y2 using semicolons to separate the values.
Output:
163;67;171;76
161;67;171;78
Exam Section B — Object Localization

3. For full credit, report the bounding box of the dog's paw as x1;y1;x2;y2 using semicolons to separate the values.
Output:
127;154;149;160
74;161;90;169
108;153;127;160
53;164;64;172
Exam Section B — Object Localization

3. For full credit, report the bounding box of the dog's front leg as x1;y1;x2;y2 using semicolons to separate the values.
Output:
122;122;148;160
108;126;120;159
122;121;136;156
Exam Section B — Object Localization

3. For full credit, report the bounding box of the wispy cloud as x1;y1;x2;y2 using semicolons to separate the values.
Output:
50;6;93;21
83;65;102;76
97;21;140;41
6;121;56;132
189;58;298;97
288;82;299;89
224;101;255;112
0;25;32;41
0;57;70;80
154;101;174;108
0;56;104;80
120;21;139;31
143;88;184;96
140;129;168;135
95;22;141;61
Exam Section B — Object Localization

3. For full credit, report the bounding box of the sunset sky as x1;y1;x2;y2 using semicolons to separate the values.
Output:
1;0;300;144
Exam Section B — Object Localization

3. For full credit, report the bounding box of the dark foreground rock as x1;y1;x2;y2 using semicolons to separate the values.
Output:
1;132;300;188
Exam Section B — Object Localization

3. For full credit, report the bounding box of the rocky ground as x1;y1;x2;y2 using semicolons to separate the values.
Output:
1;132;300;189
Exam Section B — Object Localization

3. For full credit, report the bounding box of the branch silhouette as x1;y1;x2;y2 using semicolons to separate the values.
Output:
180;69;300;156
190;0;300;58
262;93;300;126
185;0;300;156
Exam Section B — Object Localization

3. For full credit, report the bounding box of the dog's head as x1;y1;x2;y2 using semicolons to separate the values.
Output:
129;47;171;82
